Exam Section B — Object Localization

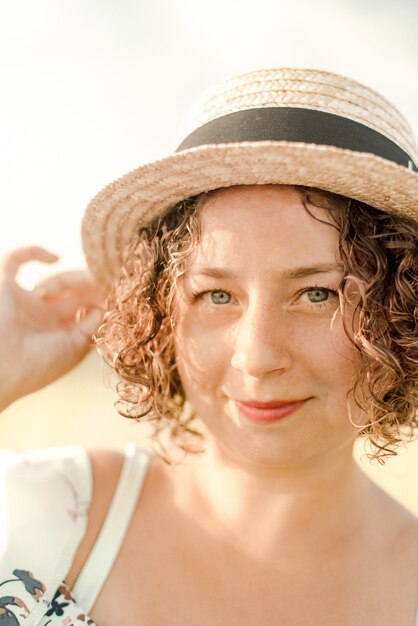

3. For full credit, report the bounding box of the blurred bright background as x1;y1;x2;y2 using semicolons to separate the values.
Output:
1;0;417;512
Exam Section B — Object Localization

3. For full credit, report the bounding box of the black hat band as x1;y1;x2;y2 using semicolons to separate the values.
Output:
176;107;417;172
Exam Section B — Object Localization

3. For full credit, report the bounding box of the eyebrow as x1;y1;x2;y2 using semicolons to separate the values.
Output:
190;263;343;280
282;263;344;279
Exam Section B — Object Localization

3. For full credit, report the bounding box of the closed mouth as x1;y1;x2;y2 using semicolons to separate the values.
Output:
233;398;308;423
235;399;307;408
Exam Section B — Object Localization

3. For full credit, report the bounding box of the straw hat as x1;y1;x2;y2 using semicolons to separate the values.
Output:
82;67;418;286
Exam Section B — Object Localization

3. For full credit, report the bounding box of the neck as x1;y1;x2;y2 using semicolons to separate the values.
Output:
182;438;373;561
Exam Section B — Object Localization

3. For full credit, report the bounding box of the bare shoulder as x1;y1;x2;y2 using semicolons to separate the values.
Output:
65;448;125;588
393;502;418;550
383;496;418;601
65;447;174;589
371;481;418;555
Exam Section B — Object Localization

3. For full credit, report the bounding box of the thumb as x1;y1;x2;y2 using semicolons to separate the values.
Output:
70;309;103;353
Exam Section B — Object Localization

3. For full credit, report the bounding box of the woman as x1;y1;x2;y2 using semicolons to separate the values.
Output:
1;68;417;625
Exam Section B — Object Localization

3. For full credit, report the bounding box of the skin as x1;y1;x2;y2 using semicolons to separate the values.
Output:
0;246;104;410
174;184;361;470
2;188;418;625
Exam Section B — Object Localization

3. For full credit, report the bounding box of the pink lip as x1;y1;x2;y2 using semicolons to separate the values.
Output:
234;399;307;423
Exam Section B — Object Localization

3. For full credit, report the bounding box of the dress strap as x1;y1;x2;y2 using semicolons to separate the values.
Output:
72;444;151;613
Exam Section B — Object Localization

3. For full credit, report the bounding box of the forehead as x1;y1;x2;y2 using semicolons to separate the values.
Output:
194;185;340;269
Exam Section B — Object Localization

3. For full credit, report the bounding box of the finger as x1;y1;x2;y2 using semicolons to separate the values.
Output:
34;270;105;302
48;295;104;323
46;295;84;322
1;246;59;280
68;309;103;353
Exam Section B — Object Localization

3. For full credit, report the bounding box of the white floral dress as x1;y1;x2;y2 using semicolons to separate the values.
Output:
0;445;150;626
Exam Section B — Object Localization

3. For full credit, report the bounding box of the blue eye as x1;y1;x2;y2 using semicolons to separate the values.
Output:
305;288;330;303
210;290;231;304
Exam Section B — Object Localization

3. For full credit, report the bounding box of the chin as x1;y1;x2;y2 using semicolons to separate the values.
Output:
204;425;318;469
201;415;356;469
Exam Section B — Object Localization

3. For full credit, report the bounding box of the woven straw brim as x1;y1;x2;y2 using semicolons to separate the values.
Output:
82;141;418;288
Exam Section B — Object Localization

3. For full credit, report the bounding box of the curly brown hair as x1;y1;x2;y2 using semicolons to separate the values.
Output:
95;186;418;460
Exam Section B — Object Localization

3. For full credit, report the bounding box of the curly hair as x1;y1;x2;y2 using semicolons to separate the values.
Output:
300;188;418;461
95;186;418;460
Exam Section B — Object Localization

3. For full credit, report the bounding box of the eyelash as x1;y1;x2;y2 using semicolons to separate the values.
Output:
191;285;339;310
294;285;339;310
191;289;233;308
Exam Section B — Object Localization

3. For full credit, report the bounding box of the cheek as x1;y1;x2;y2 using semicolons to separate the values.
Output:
293;316;358;389
174;313;229;393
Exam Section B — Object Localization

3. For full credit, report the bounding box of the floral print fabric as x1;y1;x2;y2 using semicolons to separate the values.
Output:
0;571;96;626
0;448;93;626
0;569;45;625
39;583;97;626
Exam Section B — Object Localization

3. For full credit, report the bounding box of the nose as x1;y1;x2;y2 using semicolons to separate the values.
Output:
230;299;292;377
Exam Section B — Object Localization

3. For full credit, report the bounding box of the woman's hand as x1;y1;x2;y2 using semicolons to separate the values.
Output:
0;246;106;411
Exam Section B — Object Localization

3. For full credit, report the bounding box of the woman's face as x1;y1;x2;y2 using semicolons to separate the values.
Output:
174;185;362;467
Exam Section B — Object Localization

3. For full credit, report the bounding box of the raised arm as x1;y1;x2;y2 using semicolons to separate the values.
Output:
0;246;105;411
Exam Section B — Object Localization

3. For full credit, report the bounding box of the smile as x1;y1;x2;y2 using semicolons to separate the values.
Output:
233;399;307;423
